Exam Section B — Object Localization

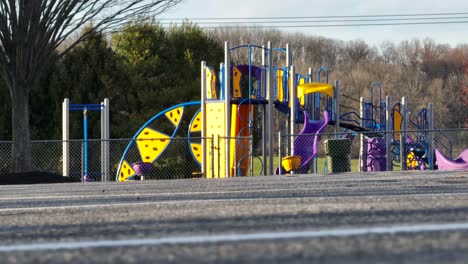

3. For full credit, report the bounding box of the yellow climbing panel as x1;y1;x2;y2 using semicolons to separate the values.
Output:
165;107;184;127
205;102;227;178
189;111;203;164
190;143;202;164
136;127;171;163
190;111;202;133
118;160;136;181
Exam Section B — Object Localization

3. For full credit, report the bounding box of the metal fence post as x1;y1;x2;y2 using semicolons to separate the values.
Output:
400;97;408;171
385;96;392;171
212;134;216;178
278;131;283;175
427;103;434;170
62;98;70;177
359;97;367;172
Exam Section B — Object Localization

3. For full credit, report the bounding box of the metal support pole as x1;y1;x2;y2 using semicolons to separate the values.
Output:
427;102;434;170
83;107;88;181
201;61;207;177
267;42;274;175
224;41;231;178
359;97;367;172
262;44;267;176
62;98;70;177
289;66;297;156
101;103;104;181
400;97;408;171
213;134;216;178
307;67;314;115
278;131;282;175
334;81;340;135
100;98;110;182
385;96;393;171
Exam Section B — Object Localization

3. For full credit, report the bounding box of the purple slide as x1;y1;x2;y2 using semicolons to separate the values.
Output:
292;111;329;173
435;148;468;171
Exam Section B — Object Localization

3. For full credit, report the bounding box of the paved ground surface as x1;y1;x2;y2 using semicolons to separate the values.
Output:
0;170;468;263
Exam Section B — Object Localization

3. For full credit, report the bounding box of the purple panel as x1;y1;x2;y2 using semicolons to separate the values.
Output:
456;149;468;161
231;65;263;88
132;161;153;175
435;148;468;171
366;137;387;171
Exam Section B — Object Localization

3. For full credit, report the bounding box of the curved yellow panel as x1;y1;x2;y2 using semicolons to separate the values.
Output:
118;160;136;181
297;82;334;98
205;68;219;100
190;111;202;133
190;143;202;164
232;66;242;98
206;68;214;99
136;127;171;163
165;107;184;127
393;104;402;141
277;69;284;102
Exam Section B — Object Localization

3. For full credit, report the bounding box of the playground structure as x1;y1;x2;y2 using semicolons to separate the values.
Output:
115;41;467;181
62;98;110;182
116;41;340;180
200;42;343;178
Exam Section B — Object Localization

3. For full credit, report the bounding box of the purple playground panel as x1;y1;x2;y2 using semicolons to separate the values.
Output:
365;137;387;171
233;64;262;80
231;65;263;96
435;148;468;171
132;161;153;175
292;111;329;174
457;149;468;161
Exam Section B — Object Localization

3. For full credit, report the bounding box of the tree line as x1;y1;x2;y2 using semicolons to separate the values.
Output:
0;23;466;141
0;22;223;140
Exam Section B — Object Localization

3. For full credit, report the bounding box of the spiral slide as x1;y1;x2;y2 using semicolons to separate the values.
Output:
277;111;329;174
294;111;329;173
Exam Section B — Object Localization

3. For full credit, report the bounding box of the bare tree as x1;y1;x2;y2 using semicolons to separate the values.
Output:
0;0;181;173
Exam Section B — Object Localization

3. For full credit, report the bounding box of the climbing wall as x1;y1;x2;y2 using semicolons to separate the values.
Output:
205;102;227;178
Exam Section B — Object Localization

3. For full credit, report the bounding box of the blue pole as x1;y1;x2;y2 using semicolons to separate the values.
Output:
83;107;88;181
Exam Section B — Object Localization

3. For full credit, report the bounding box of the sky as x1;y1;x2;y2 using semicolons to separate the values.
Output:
159;0;468;47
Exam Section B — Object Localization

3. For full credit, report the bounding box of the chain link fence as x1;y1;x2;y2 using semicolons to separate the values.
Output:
0;128;466;180
279;128;468;174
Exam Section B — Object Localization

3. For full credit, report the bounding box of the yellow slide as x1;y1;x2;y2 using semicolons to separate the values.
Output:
297;82;334;107
297;82;334;98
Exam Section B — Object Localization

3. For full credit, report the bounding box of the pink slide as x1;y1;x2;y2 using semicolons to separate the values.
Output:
435;148;468;171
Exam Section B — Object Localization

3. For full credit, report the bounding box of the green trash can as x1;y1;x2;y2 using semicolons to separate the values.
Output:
324;138;352;173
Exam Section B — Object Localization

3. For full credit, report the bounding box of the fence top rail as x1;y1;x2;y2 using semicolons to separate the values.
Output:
279;128;468;138
0;129;465;143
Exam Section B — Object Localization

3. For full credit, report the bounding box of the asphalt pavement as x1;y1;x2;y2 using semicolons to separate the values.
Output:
0;170;468;263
